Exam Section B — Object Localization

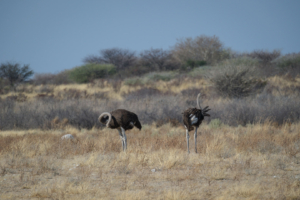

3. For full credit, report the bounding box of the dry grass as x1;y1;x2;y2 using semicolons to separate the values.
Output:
1;122;300;199
1;73;300;199
7;77;211;101
1;75;298;113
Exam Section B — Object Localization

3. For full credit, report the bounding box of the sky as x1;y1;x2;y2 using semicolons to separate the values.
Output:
1;0;300;74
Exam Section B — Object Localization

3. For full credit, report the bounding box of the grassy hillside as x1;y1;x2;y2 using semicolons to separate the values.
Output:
1;71;300;130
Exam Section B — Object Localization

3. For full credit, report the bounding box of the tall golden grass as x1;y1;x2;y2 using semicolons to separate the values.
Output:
3;75;212;100
1;122;300;199
3;75;299;104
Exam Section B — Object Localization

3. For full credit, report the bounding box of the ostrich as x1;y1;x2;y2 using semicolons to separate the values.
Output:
98;109;142;151
182;93;210;153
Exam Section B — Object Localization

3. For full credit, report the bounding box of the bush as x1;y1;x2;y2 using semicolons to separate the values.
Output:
187;66;211;77
33;70;73;85
0;99;101;130
210;93;300;126
53;70;73;84
0;91;300;130
217;57;278;77
144;71;177;82
274;53;300;77
83;48;136;70
172;35;230;65
209;65;266;98
275;53;300;69
113;65;151;78
33;73;56;85
69;64;116;83
217;57;260;67
139;48;180;71
246;50;281;63
186;60;207;68
123;71;178;86
0;78;10;94
123;77;144;86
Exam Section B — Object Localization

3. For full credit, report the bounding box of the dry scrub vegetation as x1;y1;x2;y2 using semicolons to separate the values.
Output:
1;68;300;199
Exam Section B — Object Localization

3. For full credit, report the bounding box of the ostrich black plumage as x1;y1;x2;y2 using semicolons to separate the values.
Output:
182;93;210;153
98;109;142;151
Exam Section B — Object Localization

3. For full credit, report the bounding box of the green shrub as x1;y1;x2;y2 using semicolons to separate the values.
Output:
186;60;207;68
69;64;116;83
144;71;177;82
217;57;260;67
188;66;212;77
123;77;144;86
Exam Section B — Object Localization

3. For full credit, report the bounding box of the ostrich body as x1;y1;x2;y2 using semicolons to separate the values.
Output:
98;109;142;151
182;93;210;153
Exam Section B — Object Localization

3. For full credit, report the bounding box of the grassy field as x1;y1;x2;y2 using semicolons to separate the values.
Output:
1;71;300;199
1;122;300;199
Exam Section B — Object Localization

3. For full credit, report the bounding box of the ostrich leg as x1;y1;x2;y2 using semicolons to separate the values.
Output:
117;128;125;151
121;127;127;151
194;127;198;153
185;128;190;154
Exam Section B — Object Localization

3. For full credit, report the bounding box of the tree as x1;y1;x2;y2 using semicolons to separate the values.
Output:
0;62;34;87
83;48;137;70
172;35;230;66
139;48;179;71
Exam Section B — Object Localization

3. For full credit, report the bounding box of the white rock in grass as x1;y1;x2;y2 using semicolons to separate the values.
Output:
61;134;75;140
151;169;156;172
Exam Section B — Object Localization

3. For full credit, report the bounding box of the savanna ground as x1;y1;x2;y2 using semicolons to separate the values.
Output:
1;71;300;199
1;123;300;200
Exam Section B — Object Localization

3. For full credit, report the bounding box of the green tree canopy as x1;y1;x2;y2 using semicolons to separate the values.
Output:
69;63;116;83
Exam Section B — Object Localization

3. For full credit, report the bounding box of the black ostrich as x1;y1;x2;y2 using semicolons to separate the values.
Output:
98;109;142;151
182;93;210;153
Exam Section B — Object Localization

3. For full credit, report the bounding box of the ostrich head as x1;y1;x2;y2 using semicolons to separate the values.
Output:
98;112;112;128
197;93;211;117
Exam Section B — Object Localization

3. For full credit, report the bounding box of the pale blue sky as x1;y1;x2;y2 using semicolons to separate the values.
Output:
1;0;300;74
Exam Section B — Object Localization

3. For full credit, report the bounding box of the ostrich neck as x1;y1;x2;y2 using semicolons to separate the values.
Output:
106;114;112;127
